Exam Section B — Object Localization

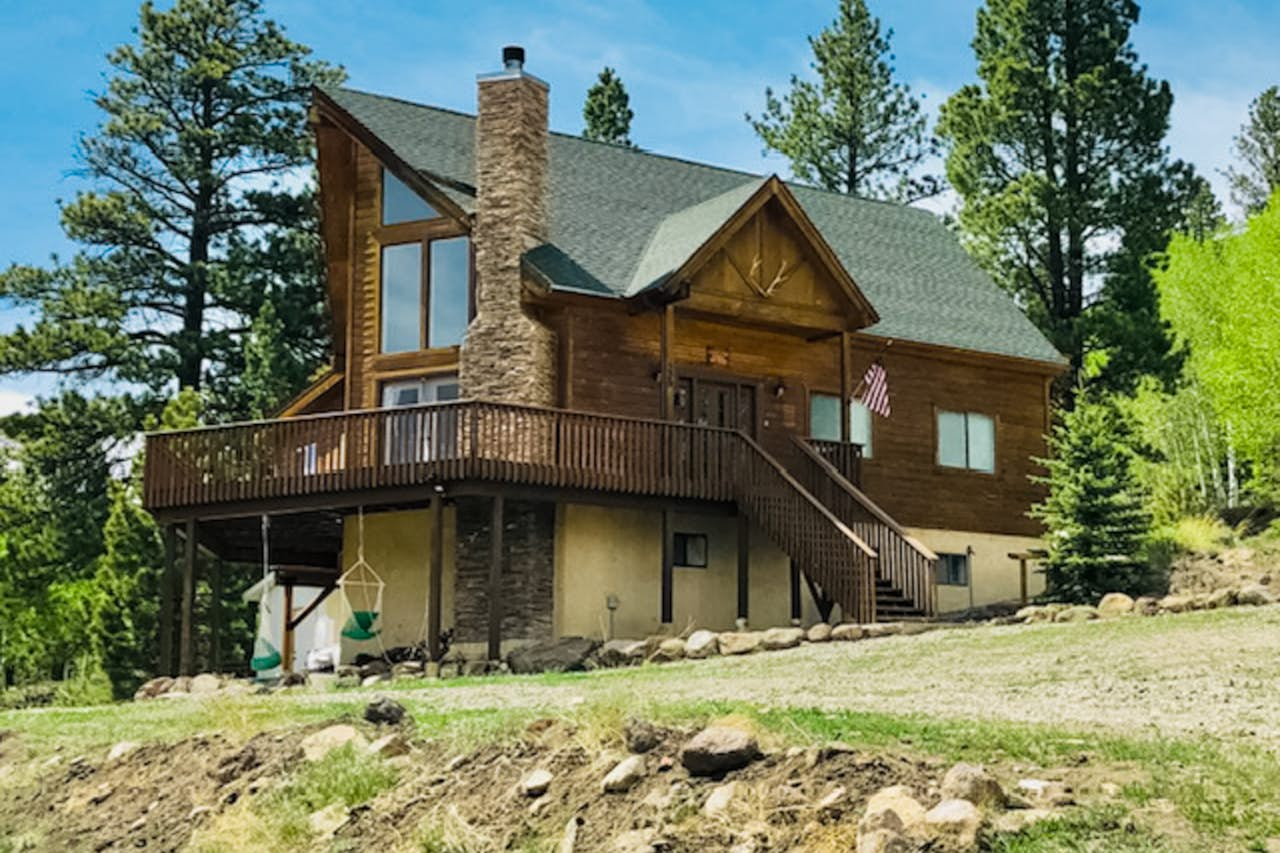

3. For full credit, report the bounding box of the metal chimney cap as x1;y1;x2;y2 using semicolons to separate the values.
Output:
502;45;525;70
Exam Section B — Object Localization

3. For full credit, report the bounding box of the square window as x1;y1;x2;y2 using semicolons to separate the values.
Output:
937;410;996;472
673;532;708;568
936;552;969;586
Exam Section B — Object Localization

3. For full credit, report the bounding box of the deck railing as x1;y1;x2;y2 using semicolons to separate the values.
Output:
144;400;879;622
806;438;863;487
790;436;937;616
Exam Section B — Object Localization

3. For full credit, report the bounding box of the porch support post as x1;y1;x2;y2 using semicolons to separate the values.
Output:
660;510;673;626
737;513;750;624
487;494;504;662
282;580;295;674
659;303;675;419
159;524;177;676
789;560;802;625
839;331;851;444
210;559;222;673
179;519;198;677
427;492;444;661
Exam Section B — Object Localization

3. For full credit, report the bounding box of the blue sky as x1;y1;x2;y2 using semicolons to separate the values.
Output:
1;0;1277;411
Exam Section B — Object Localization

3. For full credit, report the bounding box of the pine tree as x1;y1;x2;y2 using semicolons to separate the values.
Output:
1227;86;1280;215
748;0;941;202
1032;393;1152;602
96;478;162;698
0;0;343;420
938;0;1199;396
582;67;635;147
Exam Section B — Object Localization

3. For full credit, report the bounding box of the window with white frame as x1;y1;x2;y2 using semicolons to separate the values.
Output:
381;375;460;464
937;410;995;473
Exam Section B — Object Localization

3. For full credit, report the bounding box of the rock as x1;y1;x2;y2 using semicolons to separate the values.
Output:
602;754;646;793
1158;594;1193;613
685;630;719;659
612;828;657;853
831;623;865;641
806;622;833;643
1015;605;1049;622
859;785;926;838
1016;778;1074;807
991;808;1055;835
367;733;410;758
107;741;138;762
507;637;600;674
559;815;583;853
520;768;554;797
361;674;388;688
462;660;490;677
761;626;805;650
717;631;763;655
703;781;742;817
133;677;173;701
597;639;647;667
680;725;761;776
1133;596;1160;616
1206;587;1237;609
924;798;982;849
358;659;390;678
1097;592;1135;617
391;661;423;678
309;802;348;837
655;637;687;661
857;829;914;853
816;785;847;815
941;763;1005;809
335;665;360;679
300;724;366;761
168;676;191;694
188;805;212;821
364;696;407;725
1238;583;1277;606
189;673;221;695
1053;605;1099;623
863;622;904;638
624;719;662;754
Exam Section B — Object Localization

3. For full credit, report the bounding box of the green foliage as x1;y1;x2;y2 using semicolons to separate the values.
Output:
1227;86;1280;215
938;0;1200;393
1166;516;1233;556
1032;393;1154;601
748;0;941;202
1156;197;1280;500
257;743;399;844
96;478;163;698
582;67;634;147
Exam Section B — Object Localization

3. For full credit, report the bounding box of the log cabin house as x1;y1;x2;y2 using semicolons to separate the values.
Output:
142;47;1065;675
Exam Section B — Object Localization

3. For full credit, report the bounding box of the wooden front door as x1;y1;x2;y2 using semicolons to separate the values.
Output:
675;376;757;438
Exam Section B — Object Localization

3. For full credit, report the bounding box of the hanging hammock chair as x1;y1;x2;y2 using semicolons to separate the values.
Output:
251;515;284;673
339;508;385;642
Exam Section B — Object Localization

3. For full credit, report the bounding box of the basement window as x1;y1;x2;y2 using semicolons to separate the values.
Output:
936;552;969;586
673;532;708;569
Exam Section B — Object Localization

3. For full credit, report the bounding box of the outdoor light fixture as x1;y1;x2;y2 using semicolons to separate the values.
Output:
606;594;619;640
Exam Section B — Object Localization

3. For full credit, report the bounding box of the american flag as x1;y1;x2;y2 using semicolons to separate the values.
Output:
859;360;891;418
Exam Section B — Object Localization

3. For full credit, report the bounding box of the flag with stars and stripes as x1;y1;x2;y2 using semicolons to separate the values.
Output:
859;360;891;418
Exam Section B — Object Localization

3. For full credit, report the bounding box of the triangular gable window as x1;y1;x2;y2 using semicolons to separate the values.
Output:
382;169;438;224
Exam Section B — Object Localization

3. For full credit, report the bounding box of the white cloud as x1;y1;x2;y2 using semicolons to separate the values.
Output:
1167;88;1254;215
0;388;33;416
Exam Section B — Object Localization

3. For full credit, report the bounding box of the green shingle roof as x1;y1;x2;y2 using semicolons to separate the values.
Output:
324;87;1064;366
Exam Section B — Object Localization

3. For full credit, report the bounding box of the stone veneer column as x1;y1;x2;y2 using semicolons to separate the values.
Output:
460;55;557;405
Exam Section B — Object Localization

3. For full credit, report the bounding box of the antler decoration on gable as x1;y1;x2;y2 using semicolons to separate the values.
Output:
733;251;795;299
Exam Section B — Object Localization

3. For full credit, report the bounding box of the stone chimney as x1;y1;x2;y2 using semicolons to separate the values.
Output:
460;45;557;406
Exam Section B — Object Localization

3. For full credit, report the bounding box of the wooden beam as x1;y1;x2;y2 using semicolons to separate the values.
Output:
660;510;673;625
282;580;295;674
427;492;444;661
159;524;177;677
179;519;197;676
839;331;851;444
737;513;750;623
287;584;337;632
659;304;675;419
210;559;223;673
487;494;505;661
789;560;802;624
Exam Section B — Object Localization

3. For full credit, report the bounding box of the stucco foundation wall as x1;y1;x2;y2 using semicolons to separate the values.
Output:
554;503;820;639
339;507;455;660
905;527;1045;614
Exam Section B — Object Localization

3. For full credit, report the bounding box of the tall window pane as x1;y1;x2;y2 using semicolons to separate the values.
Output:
937;411;967;468
380;243;421;353
967;413;996;473
429;236;470;346
849;400;873;458
809;393;841;441
382;170;437;224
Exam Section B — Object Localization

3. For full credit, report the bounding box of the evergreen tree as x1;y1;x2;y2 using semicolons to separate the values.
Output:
582;67;635;147
1227;86;1280;215
0;0;343;420
748;0;941;202
938;0;1197;396
96;478;163;698
1032;393;1152;602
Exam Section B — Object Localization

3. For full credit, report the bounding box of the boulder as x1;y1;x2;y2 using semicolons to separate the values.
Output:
1015;605;1049;622
831;623;865;641
624;719;662;754
507;637;600;674
520;768;554;798
1158;594;1193;613
940;763;1005;809
761;627;805;650
1238;583;1277;607
1016;778;1074;807
703;780;742;817
364;696;407;726
598;639;647;668
1097;593;1135;617
361;674;387;688
358;660;390;679
133;677;173;701
924;799;982;850
368;733;411;758
391;661;423;678
655;637;687;661
1206;587;1238;609
189;673;221;695
858;785;926;838
168;676;191;694
806;622;833;643
680;725;761;776
863;623;905;638
602;755;646;793
1053;605;1098;623
1133;596;1160;616
685;629;719;659
300;724;365;761
717;632;763;656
